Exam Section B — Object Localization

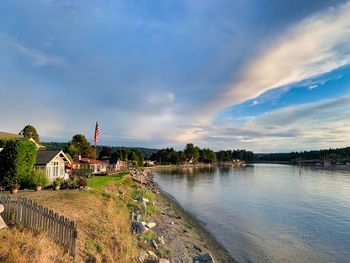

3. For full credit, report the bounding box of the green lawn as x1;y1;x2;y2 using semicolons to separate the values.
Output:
87;173;127;190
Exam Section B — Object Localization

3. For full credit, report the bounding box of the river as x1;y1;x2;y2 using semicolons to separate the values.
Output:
154;164;350;263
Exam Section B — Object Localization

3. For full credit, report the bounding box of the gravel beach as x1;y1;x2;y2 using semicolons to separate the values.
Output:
152;189;237;263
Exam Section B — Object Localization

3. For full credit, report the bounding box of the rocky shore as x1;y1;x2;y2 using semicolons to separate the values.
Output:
130;168;237;263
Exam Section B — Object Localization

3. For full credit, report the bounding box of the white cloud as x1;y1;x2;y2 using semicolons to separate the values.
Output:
212;1;350;111
196;96;350;152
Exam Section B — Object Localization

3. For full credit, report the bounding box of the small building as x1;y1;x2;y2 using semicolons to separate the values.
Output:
73;155;108;175
34;150;71;182
144;160;155;166
188;156;195;165
108;158;130;172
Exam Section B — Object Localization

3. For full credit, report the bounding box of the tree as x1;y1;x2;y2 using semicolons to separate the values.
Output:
65;134;95;159
20;125;39;143
184;143;199;162
0;140;37;187
98;146;113;159
111;148;144;166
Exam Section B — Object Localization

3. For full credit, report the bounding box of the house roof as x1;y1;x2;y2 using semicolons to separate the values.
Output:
0;131;24;140
36;150;71;165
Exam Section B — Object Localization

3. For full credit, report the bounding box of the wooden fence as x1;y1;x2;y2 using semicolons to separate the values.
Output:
0;195;77;258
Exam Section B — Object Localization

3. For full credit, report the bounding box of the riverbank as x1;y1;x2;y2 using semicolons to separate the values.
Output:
133;168;236;262
154;189;236;263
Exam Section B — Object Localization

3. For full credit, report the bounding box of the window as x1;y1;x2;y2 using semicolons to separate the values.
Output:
53;161;59;177
97;165;101;172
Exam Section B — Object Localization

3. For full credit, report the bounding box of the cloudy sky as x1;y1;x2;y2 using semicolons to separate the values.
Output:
1;0;350;152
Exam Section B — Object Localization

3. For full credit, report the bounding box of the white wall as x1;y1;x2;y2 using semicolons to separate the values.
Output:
46;155;65;181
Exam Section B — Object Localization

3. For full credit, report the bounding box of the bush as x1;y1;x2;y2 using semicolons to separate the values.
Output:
67;178;77;188
52;179;61;188
32;170;49;187
0;140;36;187
77;177;88;188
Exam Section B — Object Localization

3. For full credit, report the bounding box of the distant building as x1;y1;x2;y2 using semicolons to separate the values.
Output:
187;156;195;164
144;160;155;166
107;158;130;172
72;155;108;175
34;150;71;182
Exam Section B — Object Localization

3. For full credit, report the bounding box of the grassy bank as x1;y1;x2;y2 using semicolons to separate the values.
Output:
0;173;153;262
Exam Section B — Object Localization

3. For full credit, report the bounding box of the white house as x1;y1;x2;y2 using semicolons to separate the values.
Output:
34;150;71;181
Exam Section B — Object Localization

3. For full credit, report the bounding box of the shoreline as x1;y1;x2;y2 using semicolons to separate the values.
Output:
142;170;237;263
156;188;237;263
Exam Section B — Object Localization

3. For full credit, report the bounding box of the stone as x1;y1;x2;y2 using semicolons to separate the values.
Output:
147;250;158;259
157;236;165;245
0;204;4;214
152;239;158;250
146;222;156;229
132;222;147;234
159;259;170;263
193;253;214;263
138;250;148;261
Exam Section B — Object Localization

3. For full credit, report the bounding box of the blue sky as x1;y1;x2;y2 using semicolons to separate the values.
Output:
0;0;350;152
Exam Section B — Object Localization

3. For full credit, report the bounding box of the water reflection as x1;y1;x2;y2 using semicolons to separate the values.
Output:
154;164;350;263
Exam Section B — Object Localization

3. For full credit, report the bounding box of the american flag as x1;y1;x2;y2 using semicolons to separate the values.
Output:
94;121;100;147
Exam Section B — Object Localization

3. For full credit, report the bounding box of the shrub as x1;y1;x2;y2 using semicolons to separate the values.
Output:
77;177;88;188
67;178;77;188
52;179;61;188
32;170;49;187
0;140;36;187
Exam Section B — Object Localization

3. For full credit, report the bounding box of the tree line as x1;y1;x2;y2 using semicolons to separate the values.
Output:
149;143;254;165
254;147;350;164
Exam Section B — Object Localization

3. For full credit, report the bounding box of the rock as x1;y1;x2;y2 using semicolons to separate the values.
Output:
0;204;4;214
157;236;165;245
117;186;126;195
147;250;158;259
193;253;214;263
138;250;148;261
159;259;170;263
132;222;147;234
171;221;174;225
152;239;158;250
146;222;156;229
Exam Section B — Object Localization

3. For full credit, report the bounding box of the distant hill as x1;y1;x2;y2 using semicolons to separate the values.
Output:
254;146;350;164
41;142;159;159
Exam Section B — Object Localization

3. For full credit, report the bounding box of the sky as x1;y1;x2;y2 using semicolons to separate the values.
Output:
0;0;350;152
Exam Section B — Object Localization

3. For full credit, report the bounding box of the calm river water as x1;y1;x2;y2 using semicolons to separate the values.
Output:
154;164;350;263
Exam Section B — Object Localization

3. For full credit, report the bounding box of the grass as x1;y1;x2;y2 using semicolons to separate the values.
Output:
1;175;139;263
0;227;71;263
0;173;166;262
87;173;127;191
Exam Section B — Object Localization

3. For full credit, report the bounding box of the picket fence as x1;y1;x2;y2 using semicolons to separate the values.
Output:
0;195;78;258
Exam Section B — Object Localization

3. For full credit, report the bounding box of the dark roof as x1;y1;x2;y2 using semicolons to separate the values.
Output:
0;131;24;140
36;150;61;165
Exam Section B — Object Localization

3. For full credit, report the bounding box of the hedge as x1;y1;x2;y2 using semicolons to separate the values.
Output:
0;139;36;187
